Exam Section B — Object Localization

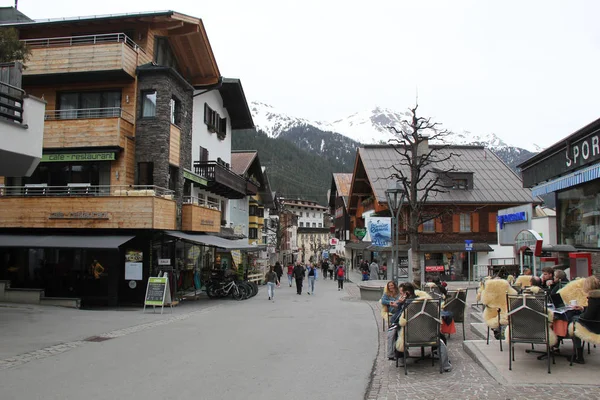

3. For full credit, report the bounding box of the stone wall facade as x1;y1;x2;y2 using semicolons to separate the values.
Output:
135;68;193;228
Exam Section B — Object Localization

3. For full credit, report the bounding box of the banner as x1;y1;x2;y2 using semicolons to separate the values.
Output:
364;217;392;247
231;250;243;267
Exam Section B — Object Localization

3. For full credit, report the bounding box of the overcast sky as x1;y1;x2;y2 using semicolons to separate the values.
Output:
6;0;600;148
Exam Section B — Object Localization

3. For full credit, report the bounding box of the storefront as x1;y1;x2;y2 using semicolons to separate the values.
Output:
519;117;600;276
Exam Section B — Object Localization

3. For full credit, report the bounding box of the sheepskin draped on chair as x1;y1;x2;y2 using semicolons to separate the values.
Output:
396;298;443;375
480;279;518;351
422;282;445;300
443;289;468;340
558;278;589;308
379;299;393;330
568;289;600;366
514;275;532;289
506;293;557;374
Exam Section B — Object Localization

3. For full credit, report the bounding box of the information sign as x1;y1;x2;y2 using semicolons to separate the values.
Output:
143;277;173;314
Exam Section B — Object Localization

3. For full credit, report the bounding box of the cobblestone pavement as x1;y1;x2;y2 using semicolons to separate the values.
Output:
344;276;599;400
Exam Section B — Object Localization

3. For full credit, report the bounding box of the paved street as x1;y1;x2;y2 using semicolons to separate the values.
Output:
0;277;376;400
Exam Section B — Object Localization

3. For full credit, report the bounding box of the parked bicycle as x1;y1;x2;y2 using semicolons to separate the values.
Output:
206;279;244;300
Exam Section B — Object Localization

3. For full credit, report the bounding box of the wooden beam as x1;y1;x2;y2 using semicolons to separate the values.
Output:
355;178;369;182
152;21;185;30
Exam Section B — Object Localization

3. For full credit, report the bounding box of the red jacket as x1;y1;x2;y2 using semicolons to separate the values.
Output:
287;264;294;275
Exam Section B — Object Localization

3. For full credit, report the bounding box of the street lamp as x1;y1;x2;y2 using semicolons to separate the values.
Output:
385;180;406;284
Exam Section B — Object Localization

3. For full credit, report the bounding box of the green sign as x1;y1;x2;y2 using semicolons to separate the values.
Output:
183;170;208;186
354;227;367;240
144;277;169;306
41;152;116;162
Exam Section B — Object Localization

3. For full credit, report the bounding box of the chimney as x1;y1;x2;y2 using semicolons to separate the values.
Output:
417;135;429;157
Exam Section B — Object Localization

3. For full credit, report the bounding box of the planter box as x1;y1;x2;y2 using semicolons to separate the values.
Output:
358;284;384;301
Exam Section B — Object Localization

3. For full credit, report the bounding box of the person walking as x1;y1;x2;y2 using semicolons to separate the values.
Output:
265;266;278;301
286;262;294;287
369;259;380;280
306;263;318;295
274;261;283;284
321;259;329;281
336;263;345;291
293;263;305;295
329;261;335;280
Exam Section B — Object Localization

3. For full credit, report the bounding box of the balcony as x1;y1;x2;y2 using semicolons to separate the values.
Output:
0;63;45;177
0;185;176;230
43;107;134;149
193;161;247;199
21;33;151;84
181;196;221;233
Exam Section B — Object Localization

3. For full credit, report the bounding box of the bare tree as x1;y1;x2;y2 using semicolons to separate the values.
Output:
386;104;460;284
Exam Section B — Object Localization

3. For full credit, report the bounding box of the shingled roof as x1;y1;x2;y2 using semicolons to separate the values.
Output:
356;145;535;205
230;151;257;175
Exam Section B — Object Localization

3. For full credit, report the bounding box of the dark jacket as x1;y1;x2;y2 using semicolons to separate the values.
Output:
274;263;283;277
293;265;305;279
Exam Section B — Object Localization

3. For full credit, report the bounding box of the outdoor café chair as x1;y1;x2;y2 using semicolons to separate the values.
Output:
398;298;443;375
443;288;468;340
506;293;555;374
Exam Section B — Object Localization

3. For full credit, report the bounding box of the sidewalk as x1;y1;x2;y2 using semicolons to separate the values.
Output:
343;274;599;400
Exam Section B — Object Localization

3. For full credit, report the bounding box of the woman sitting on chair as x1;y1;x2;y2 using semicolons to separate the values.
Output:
386;282;417;360
381;281;401;315
568;276;600;364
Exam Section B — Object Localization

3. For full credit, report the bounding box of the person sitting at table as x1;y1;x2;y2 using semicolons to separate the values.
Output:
541;266;555;289
523;267;532;276
568;276;600;364
386;283;418;360
550;270;569;295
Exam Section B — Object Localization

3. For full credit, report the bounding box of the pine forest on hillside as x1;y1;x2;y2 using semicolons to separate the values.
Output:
232;129;353;205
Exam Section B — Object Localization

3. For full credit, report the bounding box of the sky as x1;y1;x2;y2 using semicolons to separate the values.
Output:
4;0;600;148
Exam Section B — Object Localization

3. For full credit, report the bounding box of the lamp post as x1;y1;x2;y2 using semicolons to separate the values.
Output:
385;180;406;284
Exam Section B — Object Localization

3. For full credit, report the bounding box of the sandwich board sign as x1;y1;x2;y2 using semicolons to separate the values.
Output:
143;277;173;314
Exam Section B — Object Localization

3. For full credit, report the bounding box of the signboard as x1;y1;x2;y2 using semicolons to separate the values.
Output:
158;259;171;266
41;152;115;162
497;211;528;229
465;240;474;252
322;251;329;259
329;238;339;246
125;262;143;280
143;277;172;314
364;217;392;247
354;227;367;240
425;265;445;272
49;211;109;220
183;169;208;186
231;250;242;267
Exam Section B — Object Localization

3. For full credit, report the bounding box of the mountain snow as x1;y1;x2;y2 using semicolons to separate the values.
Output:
250;101;542;153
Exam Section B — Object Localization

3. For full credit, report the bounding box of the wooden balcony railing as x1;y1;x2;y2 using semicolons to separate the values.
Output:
193;160;247;199
21;33;150;79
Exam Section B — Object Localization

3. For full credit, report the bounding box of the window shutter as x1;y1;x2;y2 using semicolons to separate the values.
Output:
204;103;209;124
418;223;423;233
452;214;460;232
489;212;497;233
435;217;443;233
472;212;480;233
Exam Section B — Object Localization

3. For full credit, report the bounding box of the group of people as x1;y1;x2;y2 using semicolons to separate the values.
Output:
359;259;387;281
518;266;570;295
264;260;346;301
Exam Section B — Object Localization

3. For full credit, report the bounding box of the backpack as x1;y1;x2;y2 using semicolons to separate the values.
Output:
337;267;344;278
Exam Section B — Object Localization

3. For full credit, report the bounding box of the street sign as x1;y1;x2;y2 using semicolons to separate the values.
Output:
143;277;173;314
465;240;474;252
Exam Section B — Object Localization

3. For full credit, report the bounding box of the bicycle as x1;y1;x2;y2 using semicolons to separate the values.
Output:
206;279;244;300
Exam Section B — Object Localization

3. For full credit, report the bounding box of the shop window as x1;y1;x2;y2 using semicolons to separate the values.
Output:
170;97;181;126
137;162;153;186
142;90;157;117
460;213;471;232
249;228;258;239
558;180;600;248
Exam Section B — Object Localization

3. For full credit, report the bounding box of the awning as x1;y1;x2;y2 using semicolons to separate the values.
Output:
345;241;372;250
531;163;600;197
367;244;411;252
419;243;494;252
542;244;577;252
0;234;134;249
164;231;260;251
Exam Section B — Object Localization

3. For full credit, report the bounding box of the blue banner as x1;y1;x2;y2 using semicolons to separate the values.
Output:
365;217;392;247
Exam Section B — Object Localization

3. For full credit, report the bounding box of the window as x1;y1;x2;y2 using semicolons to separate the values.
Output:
460;213;471;232
168;166;178;192
318;223;322;228
198;146;209;162
300;222;304;227
452;179;468;190
312;223;316;227
249;205;258;216
154;37;178;70
299;212;303;217
142;91;157;117
170;97;181;125
422;218;435;232
257;207;264;218
249;228;258;239
12;162;110;187
204;103;217;132
313;213;316;218
58;91;121;119
138;162;154;185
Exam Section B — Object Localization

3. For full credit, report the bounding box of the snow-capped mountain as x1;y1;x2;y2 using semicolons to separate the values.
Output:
249;101;538;171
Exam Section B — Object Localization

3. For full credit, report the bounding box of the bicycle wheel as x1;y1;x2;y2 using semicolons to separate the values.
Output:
232;285;244;301
206;283;218;299
249;281;259;297
243;282;254;299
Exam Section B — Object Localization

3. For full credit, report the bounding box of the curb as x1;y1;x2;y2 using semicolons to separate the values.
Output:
463;340;510;386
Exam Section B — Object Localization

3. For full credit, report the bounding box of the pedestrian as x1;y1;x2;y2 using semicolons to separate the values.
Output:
307;263;318;295
369;259;379;281
321;259;329;280
336;263;345;290
329;261;335;280
293;262;305;295
286;262;294;287
265;266;278;301
274;261;283;283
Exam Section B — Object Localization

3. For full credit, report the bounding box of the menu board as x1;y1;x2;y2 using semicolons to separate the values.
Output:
143;277;172;314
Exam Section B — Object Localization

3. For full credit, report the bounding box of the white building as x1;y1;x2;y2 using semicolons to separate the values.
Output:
281;198;327;228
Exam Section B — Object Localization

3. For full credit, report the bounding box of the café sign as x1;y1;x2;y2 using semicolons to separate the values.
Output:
497;211;528;229
42;152;115;162
49;211;109;220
